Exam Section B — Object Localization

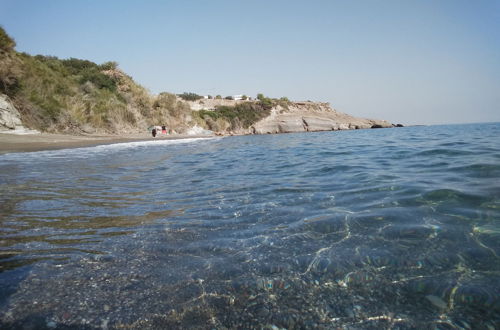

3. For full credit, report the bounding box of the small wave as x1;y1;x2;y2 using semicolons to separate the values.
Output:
415;148;475;157
421;188;488;206
448;163;500;178
0;137;217;160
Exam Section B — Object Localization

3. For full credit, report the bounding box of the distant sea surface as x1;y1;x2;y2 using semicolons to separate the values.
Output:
0;123;499;328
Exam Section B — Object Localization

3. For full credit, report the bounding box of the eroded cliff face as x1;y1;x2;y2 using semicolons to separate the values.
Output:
0;94;22;130
0;94;40;134
251;102;393;134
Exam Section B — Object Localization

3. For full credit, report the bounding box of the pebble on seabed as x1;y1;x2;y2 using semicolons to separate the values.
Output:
425;295;448;309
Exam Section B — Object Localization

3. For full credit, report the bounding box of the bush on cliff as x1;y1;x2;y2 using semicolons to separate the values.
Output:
178;92;203;101
56;57;118;92
257;93;274;110
195;102;271;132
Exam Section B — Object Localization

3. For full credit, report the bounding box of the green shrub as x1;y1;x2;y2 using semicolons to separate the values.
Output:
79;68;117;91
224;95;233;100
61;57;100;75
99;61;118;71
256;93;274;110
178;92;203;101
197;110;218;121
57;57;118;91
34;56;72;77
29;92;63;120
277;96;290;109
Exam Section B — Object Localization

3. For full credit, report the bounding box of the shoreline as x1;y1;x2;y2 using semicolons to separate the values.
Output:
0;132;215;154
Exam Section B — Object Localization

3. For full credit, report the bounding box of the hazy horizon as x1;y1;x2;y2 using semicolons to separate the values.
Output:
1;0;499;125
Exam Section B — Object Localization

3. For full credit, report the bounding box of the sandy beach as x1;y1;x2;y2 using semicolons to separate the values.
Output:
0;132;214;154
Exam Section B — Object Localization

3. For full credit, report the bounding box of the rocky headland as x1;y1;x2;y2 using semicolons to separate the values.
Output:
251;101;393;134
186;98;396;136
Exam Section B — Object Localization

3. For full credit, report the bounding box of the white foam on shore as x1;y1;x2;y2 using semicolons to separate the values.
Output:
90;137;216;152
1;137;219;160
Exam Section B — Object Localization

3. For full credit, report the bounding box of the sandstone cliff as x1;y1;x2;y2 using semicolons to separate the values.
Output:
251;101;392;134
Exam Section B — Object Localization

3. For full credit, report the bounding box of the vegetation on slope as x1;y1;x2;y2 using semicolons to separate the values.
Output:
177;92;203;101
194;102;272;132
0;27;288;134
0;27;194;133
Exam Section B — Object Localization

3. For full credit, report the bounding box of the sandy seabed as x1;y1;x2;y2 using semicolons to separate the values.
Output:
0;132;213;154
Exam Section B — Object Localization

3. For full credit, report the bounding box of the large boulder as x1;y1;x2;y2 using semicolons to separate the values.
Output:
370;120;393;128
355;123;372;129
0;94;23;130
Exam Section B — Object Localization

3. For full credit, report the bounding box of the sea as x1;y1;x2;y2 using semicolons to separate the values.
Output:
0;123;499;329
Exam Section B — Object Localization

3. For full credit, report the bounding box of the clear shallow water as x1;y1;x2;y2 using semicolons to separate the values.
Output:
0;124;499;329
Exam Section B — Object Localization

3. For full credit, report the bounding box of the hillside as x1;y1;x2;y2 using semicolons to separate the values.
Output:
1;27;395;136
0;27;195;134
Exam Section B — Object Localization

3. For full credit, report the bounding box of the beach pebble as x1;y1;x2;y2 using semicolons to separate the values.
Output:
425;295;447;309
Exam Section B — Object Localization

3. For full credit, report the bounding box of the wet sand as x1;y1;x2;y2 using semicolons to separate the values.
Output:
0;132;214;154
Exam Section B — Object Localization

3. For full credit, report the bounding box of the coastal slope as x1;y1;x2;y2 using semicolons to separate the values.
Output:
1;26;396;139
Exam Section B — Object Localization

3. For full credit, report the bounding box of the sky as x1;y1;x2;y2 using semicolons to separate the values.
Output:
1;0;499;125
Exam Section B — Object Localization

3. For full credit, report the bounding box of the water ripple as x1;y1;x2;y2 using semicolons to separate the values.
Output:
0;124;499;328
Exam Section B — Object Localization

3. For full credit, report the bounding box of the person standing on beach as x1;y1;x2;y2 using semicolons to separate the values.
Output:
162;125;167;134
152;127;157;137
